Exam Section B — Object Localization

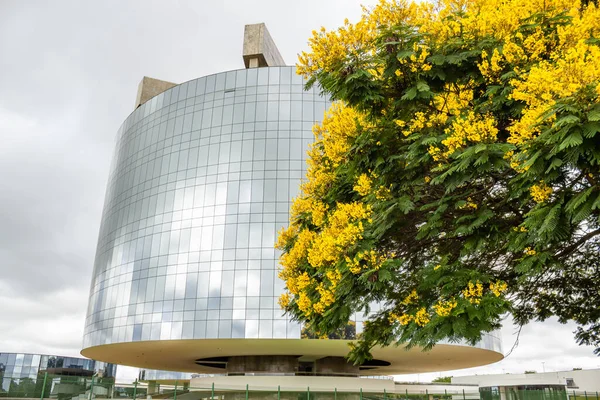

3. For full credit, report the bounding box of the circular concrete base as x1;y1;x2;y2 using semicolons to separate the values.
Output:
81;337;502;375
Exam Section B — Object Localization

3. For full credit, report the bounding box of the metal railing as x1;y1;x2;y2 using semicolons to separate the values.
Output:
0;373;114;400
3;373;597;400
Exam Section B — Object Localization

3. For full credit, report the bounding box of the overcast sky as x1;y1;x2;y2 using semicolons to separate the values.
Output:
0;0;598;384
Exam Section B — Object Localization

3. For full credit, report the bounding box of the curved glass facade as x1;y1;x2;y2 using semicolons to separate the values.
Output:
84;67;330;347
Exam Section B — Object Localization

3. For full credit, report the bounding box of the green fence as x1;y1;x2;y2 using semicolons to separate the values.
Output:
0;373;114;399
109;382;473;400
4;375;598;400
568;391;600;400
109;383;594;400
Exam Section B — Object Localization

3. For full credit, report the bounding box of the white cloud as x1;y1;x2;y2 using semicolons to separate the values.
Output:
0;283;87;357
397;317;600;383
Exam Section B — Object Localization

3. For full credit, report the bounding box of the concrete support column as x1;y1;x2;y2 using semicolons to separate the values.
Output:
227;355;298;375
314;357;359;377
147;381;159;395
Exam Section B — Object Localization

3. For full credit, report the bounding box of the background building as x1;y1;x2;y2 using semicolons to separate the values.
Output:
452;369;600;400
0;352;115;399
81;23;502;392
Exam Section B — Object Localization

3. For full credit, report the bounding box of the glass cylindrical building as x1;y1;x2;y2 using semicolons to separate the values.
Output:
82;65;502;379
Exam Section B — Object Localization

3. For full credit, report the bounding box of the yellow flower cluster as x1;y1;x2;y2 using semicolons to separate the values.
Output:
462;281;484;304
489;281;508;297
345;249;386;274
479;49;504;82
276;101;375;318
402;289;419;305
297;292;312;315
278;293;291;308
404;110;448;137
433;299;458;317
297;103;366;207
278;229;316;281
297;0;421;77
404;112;427;136
440;111;498;158
326;269;342;287
354;173;372;196
308;202;372;269
458;197;478;210
530;182;553;203
313;283;336;315
298;0;578;78
301;146;336;198
296;272;311;291
290;197;328;226
414;307;431;326
277;200;372;317
428;145;442;162
297;0;600;175
524;247;537;256
312;103;364;167
504;151;530;173
507;11;600;148
283;270;313;296
417;0;575;43
389;307;430;326
375;185;392;200
389;312;413;325
433;84;474;117
275;225;298;250
407;43;432;72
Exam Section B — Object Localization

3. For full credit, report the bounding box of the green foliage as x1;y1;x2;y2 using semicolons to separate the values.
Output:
284;0;600;365
432;376;453;383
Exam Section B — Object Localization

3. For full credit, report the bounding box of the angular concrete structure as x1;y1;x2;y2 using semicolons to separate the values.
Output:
242;23;285;68
135;76;177;108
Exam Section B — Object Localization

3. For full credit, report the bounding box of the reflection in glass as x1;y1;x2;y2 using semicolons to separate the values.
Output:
86;66;411;348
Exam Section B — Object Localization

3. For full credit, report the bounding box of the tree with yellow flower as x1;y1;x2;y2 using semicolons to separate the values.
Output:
278;0;600;365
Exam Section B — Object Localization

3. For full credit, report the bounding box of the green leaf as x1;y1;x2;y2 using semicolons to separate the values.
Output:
402;86;418;100
545;158;562;173
565;187;595;215
397;50;413;60
558;131;583;150
554;114;580;129
582;122;600;138
572;196;594;223
428;54;446;65
416;81;430;92
538;204;561;240
593;193;600;210
378;269;392;282
588;106;600;122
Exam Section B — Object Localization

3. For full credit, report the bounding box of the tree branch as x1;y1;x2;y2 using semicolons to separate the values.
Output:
556;228;600;259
